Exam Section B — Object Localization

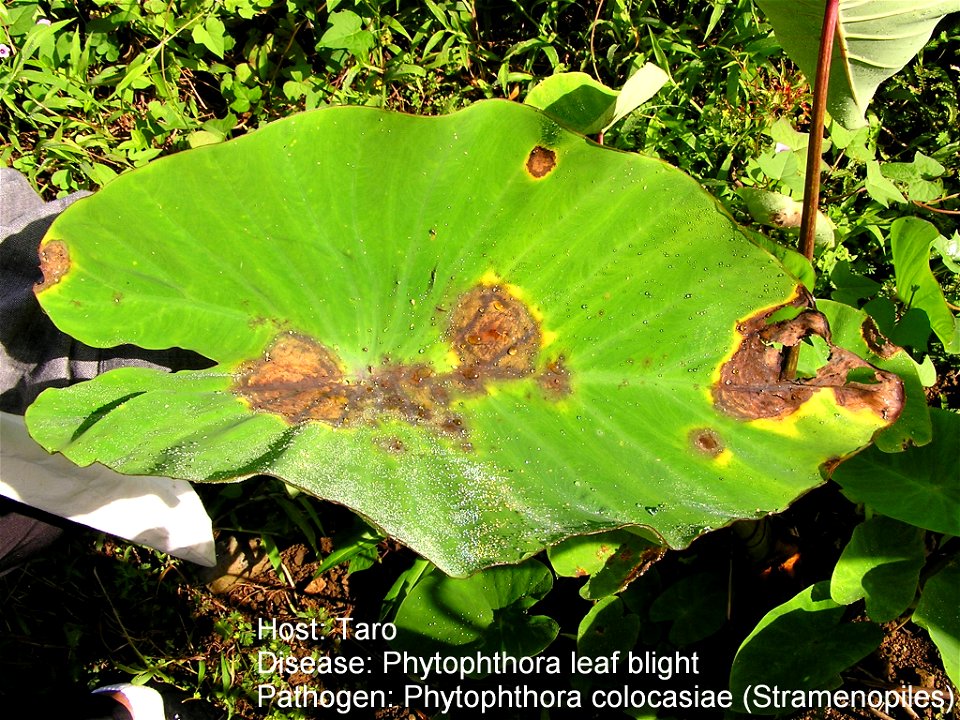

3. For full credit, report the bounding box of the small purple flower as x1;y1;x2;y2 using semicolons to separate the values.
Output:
36;18;52;26
0;44;12;59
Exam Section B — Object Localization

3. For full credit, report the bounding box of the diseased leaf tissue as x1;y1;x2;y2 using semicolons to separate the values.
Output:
234;283;570;445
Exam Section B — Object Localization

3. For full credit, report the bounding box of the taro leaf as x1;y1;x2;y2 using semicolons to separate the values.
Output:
548;527;663;597
391;559;558;658
649;571;728;646
577;596;640;658
890;217;960;353
548;529;634;578
913;558;960;688
830;515;926;623
833;408;960;535
525;64;667;135
525;72;618;134
580;532;664;600
812;300;931;451
25;102;904;576
729;582;883;714
756;0;960;129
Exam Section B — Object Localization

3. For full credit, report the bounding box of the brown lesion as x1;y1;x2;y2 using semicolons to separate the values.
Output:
690;428;724;457
234;282;571;441
526;146;556;178
449;285;541;385
713;288;904;423
861;317;899;359
35;240;70;292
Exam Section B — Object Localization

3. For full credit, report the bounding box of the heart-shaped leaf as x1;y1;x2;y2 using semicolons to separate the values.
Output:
26;102;903;575
830;515;926;622
730;582;883;714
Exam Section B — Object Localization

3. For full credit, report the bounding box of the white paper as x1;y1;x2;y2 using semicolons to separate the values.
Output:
0;411;215;566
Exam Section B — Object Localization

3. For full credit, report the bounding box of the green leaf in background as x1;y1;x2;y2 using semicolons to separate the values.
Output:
525;72;618;135
830;261;881;307
862;298;933;354
913;558;960;688
314;520;384;575
577;596;640;658
191;15;226;58
833;408;959;535
649;571;728;646
756;0;960;129
525;64;667;135
609;63;669;128
830;515;926;622
380;557;431;622
545;529;665;599
865;159;907;207
392;559;558;658
729;582;883;714
890;217;960;353
579;532;665;600
548;529;635;578
317;10;374;56
934;231;960;274
26;103;905;576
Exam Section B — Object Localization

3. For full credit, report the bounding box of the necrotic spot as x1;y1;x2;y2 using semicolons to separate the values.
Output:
526;146;556;178
690;428;724;458
35;240;71;292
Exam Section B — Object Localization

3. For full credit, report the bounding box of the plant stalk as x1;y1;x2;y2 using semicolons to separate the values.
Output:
783;0;839;381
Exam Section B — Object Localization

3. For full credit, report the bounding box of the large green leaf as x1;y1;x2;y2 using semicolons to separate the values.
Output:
730;582;883;714
833;408;960;535
830;515;926;623
756;0;960;128
25;102;904;575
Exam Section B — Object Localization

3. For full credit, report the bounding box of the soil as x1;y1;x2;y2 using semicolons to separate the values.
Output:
0;480;956;720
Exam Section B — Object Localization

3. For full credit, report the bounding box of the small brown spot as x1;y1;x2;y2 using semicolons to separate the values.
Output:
375;436;406;454
526;146;556;178
690;428;724;457
35;240;70;292
713;288;904;423
538;356;572;398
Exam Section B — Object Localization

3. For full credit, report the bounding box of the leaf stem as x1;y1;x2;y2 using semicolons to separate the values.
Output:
784;0;838;382
798;0;839;261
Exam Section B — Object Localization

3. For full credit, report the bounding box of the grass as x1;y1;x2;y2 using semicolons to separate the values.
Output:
2;0;958;715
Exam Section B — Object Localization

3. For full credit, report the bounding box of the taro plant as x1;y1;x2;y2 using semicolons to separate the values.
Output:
9;0;960;714
25;99;907;579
